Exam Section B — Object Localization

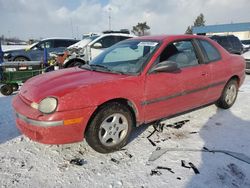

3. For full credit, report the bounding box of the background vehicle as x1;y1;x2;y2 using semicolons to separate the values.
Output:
0;61;44;95
241;39;250;52
60;31;134;68
242;50;250;74
12;35;245;153
3;38;79;62
210;35;244;55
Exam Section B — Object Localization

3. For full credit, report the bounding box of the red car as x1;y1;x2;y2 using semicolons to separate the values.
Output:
12;35;245;153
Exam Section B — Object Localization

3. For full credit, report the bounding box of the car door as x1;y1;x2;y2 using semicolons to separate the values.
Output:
143;40;211;122
197;39;227;103
90;36;119;60
29;40;53;61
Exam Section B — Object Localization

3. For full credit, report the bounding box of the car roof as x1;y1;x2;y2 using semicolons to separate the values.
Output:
127;34;209;42
98;33;135;37
41;37;78;41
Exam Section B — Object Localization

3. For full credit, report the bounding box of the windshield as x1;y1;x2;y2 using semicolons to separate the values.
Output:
26;42;39;50
68;35;99;49
87;40;159;75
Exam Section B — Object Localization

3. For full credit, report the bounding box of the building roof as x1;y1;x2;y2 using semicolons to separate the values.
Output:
193;22;250;34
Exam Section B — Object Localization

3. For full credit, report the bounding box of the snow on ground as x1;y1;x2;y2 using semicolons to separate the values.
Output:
1;45;28;52
0;76;250;188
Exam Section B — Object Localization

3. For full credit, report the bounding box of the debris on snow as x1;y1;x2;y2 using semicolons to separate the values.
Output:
165;120;190;129
69;158;86;166
110;158;120;164
188;162;200;174
181;160;191;169
156;166;175;174
150;169;162;176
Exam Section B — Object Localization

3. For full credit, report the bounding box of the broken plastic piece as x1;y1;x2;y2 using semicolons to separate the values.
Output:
70;158;86;166
150;169;162;176
166;120;190;129
111;158;120;164
181;160;191;169
149;147;250;164
156;166;175;174
188;162;200;174
125;151;133;158
148;138;156;146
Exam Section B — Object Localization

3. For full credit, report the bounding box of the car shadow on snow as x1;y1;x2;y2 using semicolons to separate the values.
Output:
185;107;250;188
0;95;21;144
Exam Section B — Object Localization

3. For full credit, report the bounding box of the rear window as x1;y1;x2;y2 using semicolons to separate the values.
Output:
199;40;221;63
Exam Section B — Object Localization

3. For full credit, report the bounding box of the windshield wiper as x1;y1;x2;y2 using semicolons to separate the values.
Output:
82;64;128;75
90;64;126;74
90;64;110;70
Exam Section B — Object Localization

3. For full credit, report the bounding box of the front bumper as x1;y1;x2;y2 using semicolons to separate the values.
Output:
13;95;96;144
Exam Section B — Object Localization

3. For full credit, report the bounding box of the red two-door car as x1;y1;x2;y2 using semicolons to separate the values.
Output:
12;35;245;153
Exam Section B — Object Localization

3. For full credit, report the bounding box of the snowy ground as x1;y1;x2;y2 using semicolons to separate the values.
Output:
1;45;28;52
0;76;250;188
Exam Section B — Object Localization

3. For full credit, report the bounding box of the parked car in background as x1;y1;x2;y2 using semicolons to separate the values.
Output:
241;39;250;52
210;35;244;55
58;31;134;68
3;38;79;62
242;50;250;74
13;35;245;153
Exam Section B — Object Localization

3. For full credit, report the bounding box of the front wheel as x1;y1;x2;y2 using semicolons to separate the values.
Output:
67;60;85;68
85;103;133;153
216;79;238;109
1;84;13;96
14;56;29;61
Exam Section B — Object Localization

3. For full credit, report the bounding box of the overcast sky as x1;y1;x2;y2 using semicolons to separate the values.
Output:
0;0;249;40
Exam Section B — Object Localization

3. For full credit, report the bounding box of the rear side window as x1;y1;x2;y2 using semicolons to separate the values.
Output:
199;40;221;63
96;36;119;48
54;40;68;48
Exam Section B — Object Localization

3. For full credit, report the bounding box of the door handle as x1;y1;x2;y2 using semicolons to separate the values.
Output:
202;72;208;76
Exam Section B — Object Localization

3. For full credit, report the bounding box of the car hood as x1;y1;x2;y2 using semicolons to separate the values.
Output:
20;67;130;103
4;49;26;54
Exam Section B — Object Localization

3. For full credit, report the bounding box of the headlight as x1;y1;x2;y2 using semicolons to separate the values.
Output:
3;53;11;58
38;97;58;114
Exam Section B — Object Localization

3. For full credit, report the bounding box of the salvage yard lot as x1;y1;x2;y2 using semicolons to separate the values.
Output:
0;76;250;188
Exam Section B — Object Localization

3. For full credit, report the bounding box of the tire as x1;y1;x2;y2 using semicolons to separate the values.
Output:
12;83;19;91
216;79;238;109
14;56;29;61
85;102;133;153
67;60;85;68
1;84;13;96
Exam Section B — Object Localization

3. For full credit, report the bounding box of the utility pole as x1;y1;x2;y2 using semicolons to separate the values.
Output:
70;18;74;38
108;7;112;31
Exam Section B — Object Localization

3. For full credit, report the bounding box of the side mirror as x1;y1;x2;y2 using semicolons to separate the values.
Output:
92;43;102;49
150;61;179;73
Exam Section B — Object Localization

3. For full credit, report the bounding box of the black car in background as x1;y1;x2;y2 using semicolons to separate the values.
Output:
210;35;244;55
3;38;79;61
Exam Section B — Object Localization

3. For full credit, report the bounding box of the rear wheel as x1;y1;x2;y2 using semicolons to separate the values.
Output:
85;102;133;153
1;84;13;96
216;79;238;109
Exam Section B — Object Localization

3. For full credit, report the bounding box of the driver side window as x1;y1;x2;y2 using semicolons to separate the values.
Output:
159;40;199;68
37;41;52;49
